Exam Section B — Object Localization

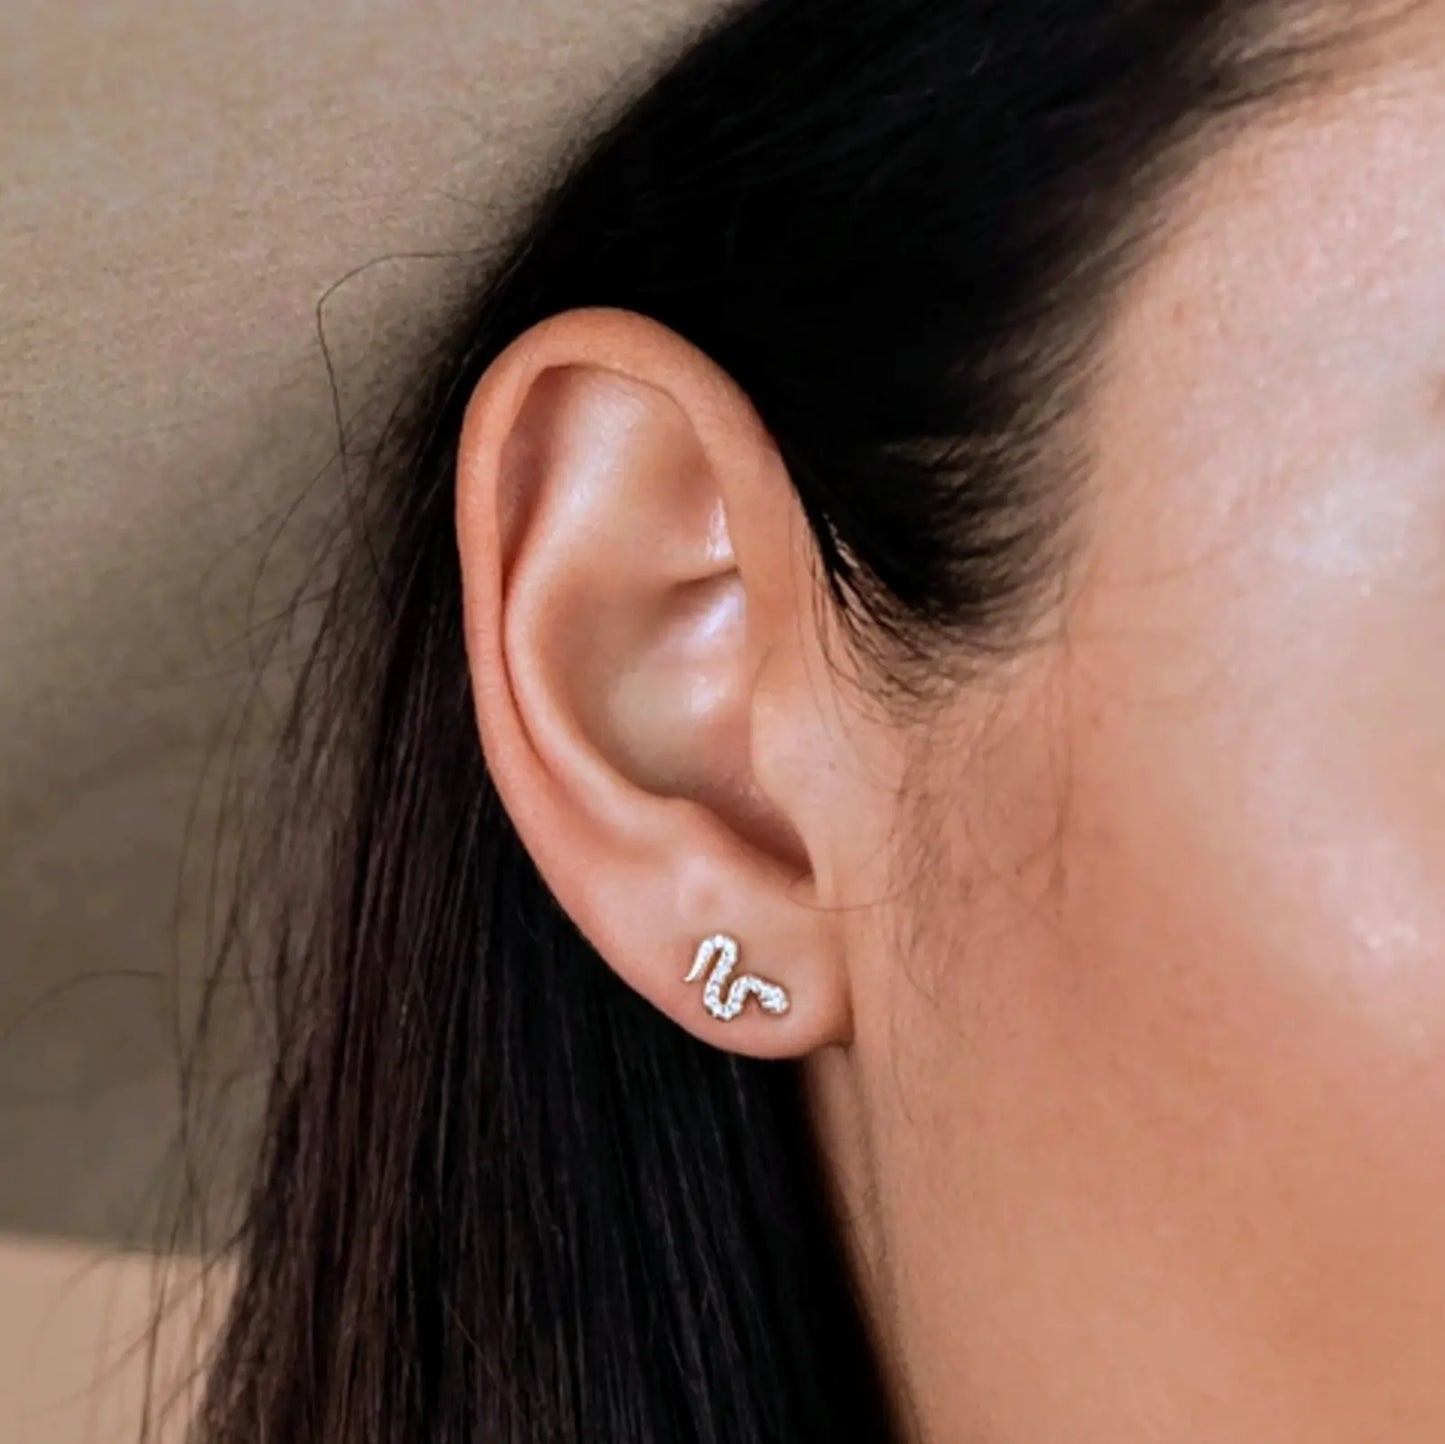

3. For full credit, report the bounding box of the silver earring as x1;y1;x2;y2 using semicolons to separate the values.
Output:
684;933;790;1022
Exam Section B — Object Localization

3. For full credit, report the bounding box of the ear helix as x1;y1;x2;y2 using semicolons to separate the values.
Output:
683;933;790;1022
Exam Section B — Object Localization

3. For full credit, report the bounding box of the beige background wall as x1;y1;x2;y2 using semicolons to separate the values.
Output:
2;2;708;1435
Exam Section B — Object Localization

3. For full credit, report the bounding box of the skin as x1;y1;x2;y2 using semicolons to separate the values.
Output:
455;17;1445;1442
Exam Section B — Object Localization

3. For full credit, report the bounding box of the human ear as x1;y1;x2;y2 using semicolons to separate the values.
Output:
454;306;851;1057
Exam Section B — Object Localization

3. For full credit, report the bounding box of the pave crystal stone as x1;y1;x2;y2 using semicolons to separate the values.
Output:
684;933;791;1022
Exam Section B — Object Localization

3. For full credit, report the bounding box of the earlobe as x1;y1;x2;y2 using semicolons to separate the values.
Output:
454;307;853;1058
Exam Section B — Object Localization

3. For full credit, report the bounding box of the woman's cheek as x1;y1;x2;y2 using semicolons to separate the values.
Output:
1013;471;1445;1436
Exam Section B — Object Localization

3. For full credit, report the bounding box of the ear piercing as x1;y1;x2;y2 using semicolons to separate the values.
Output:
685;933;790;1022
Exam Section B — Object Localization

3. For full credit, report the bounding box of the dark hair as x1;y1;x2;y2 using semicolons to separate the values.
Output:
184;3;1353;1441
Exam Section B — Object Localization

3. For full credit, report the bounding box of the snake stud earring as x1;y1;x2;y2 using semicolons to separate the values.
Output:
684;933;791;1022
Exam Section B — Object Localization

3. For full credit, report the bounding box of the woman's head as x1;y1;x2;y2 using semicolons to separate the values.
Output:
197;3;1445;1441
